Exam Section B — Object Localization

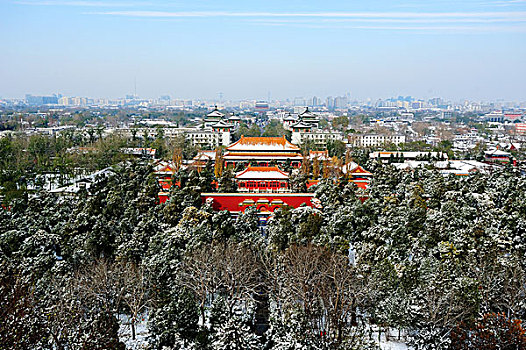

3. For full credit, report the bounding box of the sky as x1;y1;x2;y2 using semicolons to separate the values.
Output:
1;0;525;101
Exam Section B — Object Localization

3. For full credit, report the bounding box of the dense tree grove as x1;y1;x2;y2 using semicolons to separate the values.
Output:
2;159;526;349
0;132;198;204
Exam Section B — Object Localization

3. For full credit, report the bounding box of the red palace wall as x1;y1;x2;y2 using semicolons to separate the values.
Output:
159;192;170;204
201;193;317;213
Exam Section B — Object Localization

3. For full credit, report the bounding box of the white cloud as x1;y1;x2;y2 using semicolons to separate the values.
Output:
249;17;526;24
85;10;526;32
20;3;524;32
251;21;526;33
492;0;526;4
484;0;526;7
15;0;148;6
88;10;526;19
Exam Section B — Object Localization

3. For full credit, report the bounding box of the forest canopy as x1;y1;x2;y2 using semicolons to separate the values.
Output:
2;160;526;349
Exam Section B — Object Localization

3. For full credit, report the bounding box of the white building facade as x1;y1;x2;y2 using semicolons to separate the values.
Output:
348;134;406;147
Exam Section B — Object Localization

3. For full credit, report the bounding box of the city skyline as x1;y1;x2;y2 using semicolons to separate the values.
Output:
16;92;526;106
1;0;525;101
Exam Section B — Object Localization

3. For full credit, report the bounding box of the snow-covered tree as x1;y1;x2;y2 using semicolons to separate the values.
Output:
212;316;261;350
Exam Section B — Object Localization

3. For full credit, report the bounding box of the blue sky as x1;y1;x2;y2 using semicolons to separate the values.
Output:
1;0;525;101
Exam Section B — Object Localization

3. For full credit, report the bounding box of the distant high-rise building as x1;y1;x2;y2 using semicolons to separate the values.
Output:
411;101;425;109
428;97;444;107
26;94;58;105
294;97;306;106
239;101;255;109
71;97;87;106
58;96;72;105
442;111;454;119
42;96;58;104
326;96;334;110
26;94;42;105
397;100;410;109
334;96;348;109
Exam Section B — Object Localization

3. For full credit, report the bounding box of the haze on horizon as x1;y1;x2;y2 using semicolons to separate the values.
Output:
1;0;525;102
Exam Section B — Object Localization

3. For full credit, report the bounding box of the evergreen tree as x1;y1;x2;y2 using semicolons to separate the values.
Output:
218;169;237;193
212;316;261;350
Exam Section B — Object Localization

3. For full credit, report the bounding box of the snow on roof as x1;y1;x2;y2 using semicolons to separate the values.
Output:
341;162;372;175
235;166;289;180
299;107;316;119
485;149;511;156
212;120;233;128
391;159;493;175
223;155;303;161
449;160;492;170
156;164;176;173
206;107;224;118
370;151;448;159
224;152;303;157
440;169;470;176
193;150;217;161
434;161;450;169
121;148;156;156
392;161;430;169
226;136;300;152
291;121;312;128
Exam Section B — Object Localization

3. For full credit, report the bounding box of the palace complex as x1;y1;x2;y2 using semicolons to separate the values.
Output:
135;106;374;217
154;132;373;218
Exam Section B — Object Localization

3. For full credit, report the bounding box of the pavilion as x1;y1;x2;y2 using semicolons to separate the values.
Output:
235;166;290;192
223;135;303;168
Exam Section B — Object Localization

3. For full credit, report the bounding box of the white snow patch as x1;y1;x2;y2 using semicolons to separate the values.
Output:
118;314;149;350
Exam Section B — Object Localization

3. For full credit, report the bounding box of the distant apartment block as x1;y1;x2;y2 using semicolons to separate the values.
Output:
515;123;526;134
58;96;88;106
292;129;343;147
483;112;505;122
483;111;524;123
112;126;230;149
348;134;406;147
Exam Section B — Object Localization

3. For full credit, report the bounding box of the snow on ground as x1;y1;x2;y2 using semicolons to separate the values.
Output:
117;314;412;350
118;314;149;350
379;339;410;350
375;332;411;350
